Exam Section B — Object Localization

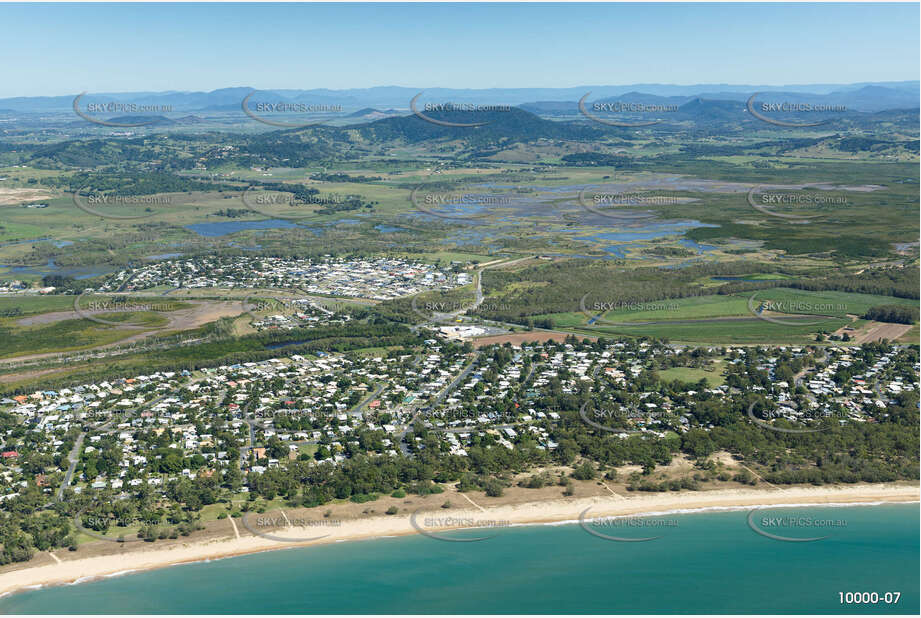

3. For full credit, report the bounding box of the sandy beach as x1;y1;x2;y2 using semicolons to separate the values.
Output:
1;483;917;598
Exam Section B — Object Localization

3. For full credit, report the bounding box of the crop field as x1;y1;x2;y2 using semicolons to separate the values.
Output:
576;316;848;345
0;94;916;386
535;288;918;344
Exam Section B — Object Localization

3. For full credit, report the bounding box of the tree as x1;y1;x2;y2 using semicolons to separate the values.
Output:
483;478;504;497
572;461;596;480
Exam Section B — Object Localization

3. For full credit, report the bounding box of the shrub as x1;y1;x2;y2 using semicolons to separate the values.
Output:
484;479;504;497
572;462;596;481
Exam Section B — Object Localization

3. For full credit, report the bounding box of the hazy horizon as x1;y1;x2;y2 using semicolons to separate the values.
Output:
1;2;918;98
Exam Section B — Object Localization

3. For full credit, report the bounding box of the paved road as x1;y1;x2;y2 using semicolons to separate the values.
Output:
436;423;515;433
793;353;826;405
239;400;257;467
465;255;533;316
57;432;85;502
411;255;534;326
398;354;480;455
52;390;177;502
349;383;386;417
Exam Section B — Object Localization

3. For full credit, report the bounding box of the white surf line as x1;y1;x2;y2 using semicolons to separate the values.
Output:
599;481;625;499
48;552;62;564
229;515;240;539
459;492;487;512
280;509;292;527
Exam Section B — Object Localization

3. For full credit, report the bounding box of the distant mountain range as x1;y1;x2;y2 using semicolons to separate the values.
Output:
1;82;917;114
19;101;917;170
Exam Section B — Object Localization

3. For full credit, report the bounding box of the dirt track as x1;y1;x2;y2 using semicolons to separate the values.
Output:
0;187;55;206
472;330;595;348
0;367;67;385
17;300;243;329
1;300;246;365
837;320;914;344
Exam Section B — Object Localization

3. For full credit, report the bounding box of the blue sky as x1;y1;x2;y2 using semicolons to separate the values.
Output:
1;2;918;97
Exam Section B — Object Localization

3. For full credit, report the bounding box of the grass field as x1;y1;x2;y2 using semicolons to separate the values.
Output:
0;294;193;318
0;220;49;242
539;288;918;344
578;318;845;344
579;289;916;322
658;364;726;387
2;156;917;277
391;250;497;264
0;297;194;359
898;324;920;344
747;288;918;319
0;311;172;358
0;295;80;315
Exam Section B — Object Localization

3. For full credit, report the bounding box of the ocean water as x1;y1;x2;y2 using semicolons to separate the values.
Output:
1;504;917;614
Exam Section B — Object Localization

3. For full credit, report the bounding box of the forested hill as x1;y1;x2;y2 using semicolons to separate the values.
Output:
338;106;604;143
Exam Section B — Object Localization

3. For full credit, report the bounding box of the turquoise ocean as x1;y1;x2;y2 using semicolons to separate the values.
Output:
1;503;917;614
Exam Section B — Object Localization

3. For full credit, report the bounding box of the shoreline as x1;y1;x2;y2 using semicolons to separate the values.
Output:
1;483;917;599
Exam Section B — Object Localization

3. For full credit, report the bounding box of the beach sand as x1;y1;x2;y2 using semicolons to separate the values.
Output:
1;483;917;597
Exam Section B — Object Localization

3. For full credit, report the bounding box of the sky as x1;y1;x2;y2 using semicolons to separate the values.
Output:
1;2;918;97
